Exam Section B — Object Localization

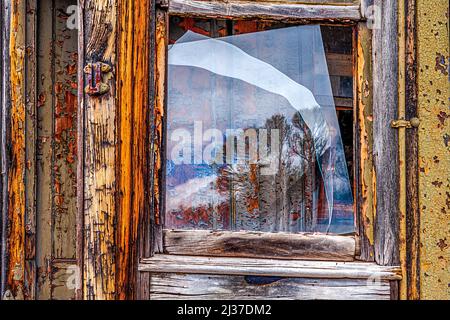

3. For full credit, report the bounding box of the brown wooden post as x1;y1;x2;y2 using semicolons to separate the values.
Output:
79;0;118;300
0;0;38;300
116;0;153;300
79;0;155;300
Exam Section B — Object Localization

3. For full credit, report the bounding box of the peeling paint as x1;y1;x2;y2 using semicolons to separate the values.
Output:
417;0;450;300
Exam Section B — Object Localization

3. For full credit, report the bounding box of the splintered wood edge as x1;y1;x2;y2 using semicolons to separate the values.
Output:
139;254;402;281
162;229;359;262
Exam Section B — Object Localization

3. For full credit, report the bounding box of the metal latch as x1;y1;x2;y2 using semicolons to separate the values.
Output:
391;117;420;129
84;62;112;97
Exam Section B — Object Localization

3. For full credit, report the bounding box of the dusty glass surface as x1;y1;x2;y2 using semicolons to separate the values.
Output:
165;24;355;234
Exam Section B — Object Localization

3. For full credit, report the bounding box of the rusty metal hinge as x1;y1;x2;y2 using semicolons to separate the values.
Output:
156;0;169;9
84;62;112;97
391;117;420;129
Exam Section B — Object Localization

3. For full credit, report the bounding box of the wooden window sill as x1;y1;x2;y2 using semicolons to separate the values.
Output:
163;229;360;262
139;254;402;281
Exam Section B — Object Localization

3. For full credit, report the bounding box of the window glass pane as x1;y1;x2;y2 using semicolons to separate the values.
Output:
165;19;355;234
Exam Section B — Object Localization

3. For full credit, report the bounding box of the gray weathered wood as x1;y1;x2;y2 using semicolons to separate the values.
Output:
372;0;400;266
164;229;358;261
149;273;393;300
405;0;420;300
24;0;38;300
0;0;8;297
0;0;11;298
140;254;402;280
169;0;361;21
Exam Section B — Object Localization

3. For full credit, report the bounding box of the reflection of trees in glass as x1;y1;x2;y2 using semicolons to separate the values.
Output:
165;21;355;234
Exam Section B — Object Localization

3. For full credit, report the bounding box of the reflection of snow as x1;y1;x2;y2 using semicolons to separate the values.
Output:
166;175;227;213
166;27;355;234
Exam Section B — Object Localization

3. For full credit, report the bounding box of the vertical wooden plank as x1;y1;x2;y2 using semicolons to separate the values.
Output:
398;0;408;299
76;0;86;301
36;0;54;299
1;0;27;300
137;3;157;301
51;261;77;300
116;0;134;301
24;0;37;300
372;0;400;266
404;0;420;300
36;0;79;300
0;0;9;298
150;9;167;254
116;0;152;300
52;0;78;261
355;23;375;261
0;0;39;300
81;0;117;300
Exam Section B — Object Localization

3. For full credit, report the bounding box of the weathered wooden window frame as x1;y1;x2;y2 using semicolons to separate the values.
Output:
0;0;414;301
139;0;401;281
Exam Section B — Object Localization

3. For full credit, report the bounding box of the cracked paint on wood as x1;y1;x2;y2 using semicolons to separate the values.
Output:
416;0;450;300
82;0;117;300
356;22;375;261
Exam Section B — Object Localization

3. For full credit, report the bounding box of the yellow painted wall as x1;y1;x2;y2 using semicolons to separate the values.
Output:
417;0;450;300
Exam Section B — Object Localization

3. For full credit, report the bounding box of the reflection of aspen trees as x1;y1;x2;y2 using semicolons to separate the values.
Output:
165;18;355;234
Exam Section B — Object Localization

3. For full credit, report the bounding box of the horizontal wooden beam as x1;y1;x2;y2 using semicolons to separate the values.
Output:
149;273;394;300
163;229;359;261
140;254;402;280
169;0;362;21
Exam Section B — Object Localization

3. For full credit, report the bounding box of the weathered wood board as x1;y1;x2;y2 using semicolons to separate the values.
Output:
169;0;361;21
140;254;402;280
149;273;392;300
163;230;358;261
36;0;78;300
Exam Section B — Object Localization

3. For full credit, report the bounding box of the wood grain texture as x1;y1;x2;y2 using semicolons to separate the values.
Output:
24;0;37;300
76;0;86;301
164;230;358;261
136;3;158;301
140;254;402;280
169;0;361;21
52;0;78;261
149;273;392;300
0;0;11;298
372;0;400;266
1;0;27;300
36;0;79;300
78;0;156;300
36;0;53;299
355;22;375;261
116;0;152;300
50;260;78;300
81;0;117;300
404;0;420;300
149;9;166;255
